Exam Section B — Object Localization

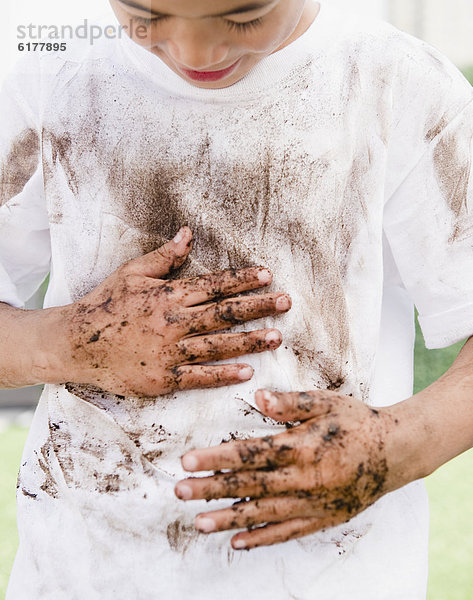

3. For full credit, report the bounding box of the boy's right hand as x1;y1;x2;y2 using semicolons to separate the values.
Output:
52;227;291;398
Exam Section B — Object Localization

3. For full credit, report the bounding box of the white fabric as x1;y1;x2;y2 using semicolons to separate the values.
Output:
1;3;473;598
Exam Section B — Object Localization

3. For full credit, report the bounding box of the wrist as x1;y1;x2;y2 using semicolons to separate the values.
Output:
30;304;76;385
380;399;432;492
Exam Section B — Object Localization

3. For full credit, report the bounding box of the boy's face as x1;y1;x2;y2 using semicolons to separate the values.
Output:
110;0;319;89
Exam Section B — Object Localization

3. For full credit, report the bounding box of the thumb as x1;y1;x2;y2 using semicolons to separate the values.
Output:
128;226;193;279
255;389;347;422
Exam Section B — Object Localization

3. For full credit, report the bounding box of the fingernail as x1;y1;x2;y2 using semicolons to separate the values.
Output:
173;228;185;244
233;539;247;549
175;484;193;500
257;269;272;284
182;454;199;471
265;330;281;346
262;390;277;410
238;366;253;381
196;517;216;533
276;295;291;311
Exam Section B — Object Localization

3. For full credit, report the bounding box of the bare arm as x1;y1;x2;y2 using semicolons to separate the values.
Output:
394;335;473;477
0;301;66;388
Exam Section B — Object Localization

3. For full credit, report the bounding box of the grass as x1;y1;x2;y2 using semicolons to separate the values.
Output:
426;452;473;600
0;320;472;598
461;65;473;85
0;427;28;599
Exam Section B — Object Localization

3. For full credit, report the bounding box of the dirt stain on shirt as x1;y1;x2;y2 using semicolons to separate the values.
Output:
0;128;39;206
167;518;200;555
433;127;472;243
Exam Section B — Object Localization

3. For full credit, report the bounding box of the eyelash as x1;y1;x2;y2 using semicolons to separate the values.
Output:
132;15;165;25
132;14;264;32
224;18;264;32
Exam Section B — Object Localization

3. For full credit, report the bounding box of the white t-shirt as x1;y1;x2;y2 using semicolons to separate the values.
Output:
2;3;473;599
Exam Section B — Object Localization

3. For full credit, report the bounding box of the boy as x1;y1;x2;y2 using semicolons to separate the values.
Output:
1;0;473;597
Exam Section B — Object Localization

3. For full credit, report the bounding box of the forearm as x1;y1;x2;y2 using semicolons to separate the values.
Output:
0;302;68;389
388;336;473;482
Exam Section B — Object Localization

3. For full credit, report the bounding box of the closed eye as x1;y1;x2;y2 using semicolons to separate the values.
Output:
130;14;264;32
132;14;168;25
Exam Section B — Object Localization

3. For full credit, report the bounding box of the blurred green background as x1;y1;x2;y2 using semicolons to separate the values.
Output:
1;317;472;598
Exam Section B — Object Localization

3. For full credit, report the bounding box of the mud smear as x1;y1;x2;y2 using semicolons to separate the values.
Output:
341;52;362;109
0;128;39;206
43;131;80;196
36;439;59;499
21;488;38;500
336;151;370;277
166;519;199;555
424;113;450;144
48;404;139;494
433;128;471;243
16;469;39;501
64;382;179;467
106;142;257;279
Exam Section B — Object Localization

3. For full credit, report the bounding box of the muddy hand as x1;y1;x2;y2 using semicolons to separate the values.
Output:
56;227;291;397
176;390;409;550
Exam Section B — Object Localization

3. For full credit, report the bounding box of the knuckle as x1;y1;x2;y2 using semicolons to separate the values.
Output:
122;271;143;291
292;444;313;466
175;343;200;363
117;260;135;277
155;246;174;263
168;365;186;389
162;308;186;327
215;300;244;323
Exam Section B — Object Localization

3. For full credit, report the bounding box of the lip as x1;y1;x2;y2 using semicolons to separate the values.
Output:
179;58;241;82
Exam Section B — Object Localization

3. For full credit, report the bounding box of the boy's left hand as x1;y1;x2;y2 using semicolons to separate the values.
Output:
175;389;417;550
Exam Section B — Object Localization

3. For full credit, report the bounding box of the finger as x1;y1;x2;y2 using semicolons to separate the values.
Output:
168;363;255;391
126;226;193;279
175;329;282;364
175;465;304;501
255;389;349;422
172;267;274;307
184;293;292;335
181;431;296;472
195;496;327;533
231;517;326;550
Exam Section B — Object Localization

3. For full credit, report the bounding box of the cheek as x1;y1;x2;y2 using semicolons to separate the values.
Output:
253;11;304;53
242;24;295;55
125;22;155;48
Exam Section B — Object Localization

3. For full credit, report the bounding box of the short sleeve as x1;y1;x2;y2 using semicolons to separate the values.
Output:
383;46;473;349
0;56;51;308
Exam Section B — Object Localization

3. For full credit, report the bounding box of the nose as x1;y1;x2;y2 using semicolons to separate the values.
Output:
165;20;230;70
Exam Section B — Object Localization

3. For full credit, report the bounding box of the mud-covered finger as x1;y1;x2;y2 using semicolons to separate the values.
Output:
168;363;255;391
181;431;295;472
173;267;273;307
127;226;193;278
175;465;303;501
195;496;327;533
255;389;348;422
231;517;326;550
185;293;292;335
175;329;282;364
